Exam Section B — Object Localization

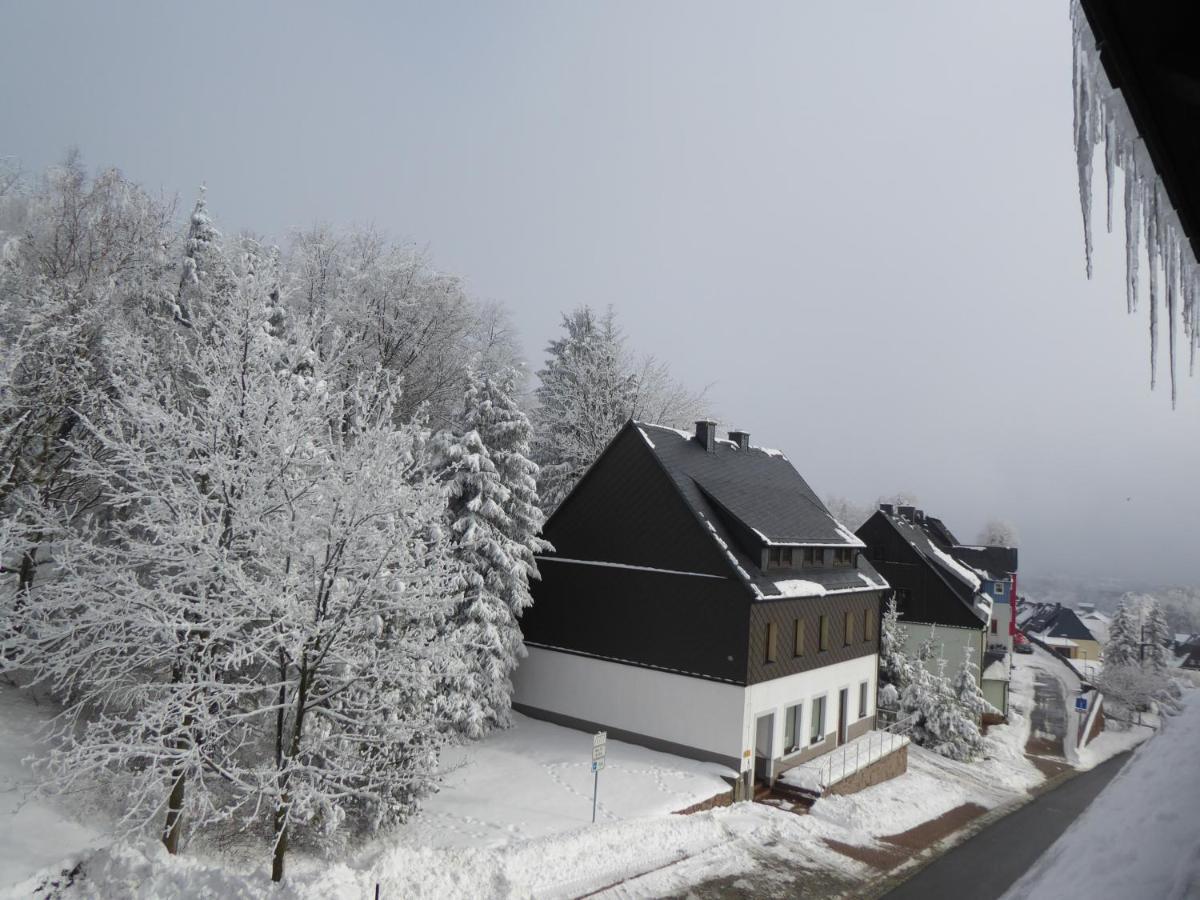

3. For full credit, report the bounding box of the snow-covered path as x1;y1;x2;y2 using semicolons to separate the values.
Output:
1004;688;1200;900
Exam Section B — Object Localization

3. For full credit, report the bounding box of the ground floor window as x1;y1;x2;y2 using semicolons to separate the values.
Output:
784;703;803;753
858;681;869;718
810;695;826;745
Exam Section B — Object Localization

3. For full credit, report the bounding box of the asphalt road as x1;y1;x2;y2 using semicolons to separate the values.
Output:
882;750;1132;900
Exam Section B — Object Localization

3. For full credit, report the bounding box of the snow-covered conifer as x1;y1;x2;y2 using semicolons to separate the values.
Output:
533;307;637;511
878;596;913;704
1104;596;1144;668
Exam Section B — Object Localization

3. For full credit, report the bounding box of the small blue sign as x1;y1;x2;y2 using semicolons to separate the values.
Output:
1075;696;1088;713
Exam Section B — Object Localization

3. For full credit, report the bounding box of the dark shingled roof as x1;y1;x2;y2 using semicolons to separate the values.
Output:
1023;604;1097;642
868;510;991;624
634;422;885;601
951;545;1019;580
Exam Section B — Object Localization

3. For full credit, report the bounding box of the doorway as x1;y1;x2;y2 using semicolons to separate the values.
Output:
837;688;849;746
754;713;774;782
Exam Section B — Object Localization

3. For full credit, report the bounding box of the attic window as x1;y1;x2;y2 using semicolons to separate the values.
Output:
832;548;854;568
767;547;794;569
803;547;823;566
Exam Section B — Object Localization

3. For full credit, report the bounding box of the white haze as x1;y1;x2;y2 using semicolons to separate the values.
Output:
2;0;1198;584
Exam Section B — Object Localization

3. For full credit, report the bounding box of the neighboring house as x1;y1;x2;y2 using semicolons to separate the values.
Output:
856;505;1014;717
1172;634;1200;671
1080;609;1112;649
514;420;893;793
1022;603;1103;666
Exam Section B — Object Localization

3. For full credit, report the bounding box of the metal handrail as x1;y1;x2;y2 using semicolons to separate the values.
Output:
786;710;915;792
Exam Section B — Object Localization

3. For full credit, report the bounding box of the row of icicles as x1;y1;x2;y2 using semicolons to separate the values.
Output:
1071;0;1200;406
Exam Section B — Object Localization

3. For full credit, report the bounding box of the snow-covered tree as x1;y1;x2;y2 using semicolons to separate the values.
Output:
1143;598;1172;673
282;225;520;427
0;155;176;616
533;305;710;512
1104;596;1145;668
952;646;997;723
460;368;552;610
533;307;637;511
254;371;460;882
8;241;288;854
428;425;522;738
824;496;874;531
977;519;1019;547
877;596;913;708
900;630;985;761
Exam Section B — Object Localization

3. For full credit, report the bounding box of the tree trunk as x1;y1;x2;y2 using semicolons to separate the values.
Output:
271;793;289;882
162;769;186;854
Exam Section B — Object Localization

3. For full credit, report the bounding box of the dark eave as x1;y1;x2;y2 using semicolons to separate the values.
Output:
1079;0;1200;264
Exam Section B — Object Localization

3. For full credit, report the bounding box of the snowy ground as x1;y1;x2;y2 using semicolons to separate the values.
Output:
1005;688;1200;900
0;688;103;891
0;648;1168;899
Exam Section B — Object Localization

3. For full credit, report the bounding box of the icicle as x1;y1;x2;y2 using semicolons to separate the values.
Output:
1071;0;1200;398
1072;2;1095;279
1124;150;1140;312
1104;113;1115;234
1147;187;1159;390
1167;232;1179;407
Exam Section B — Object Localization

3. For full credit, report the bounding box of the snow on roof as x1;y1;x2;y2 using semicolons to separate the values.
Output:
926;543;982;591
1040;636;1079;648
982;657;1010;682
635;426;656;449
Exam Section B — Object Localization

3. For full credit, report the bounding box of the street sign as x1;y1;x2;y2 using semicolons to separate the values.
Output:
591;731;607;823
1075;696;1088;713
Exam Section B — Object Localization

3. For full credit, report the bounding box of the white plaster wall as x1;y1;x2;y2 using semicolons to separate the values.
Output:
742;654;878;764
513;646;746;759
990;598;1014;653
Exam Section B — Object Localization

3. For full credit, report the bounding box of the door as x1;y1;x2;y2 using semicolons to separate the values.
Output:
754;713;774;782
837;689;849;746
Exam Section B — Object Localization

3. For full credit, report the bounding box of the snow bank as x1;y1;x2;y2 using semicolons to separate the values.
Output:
1006;689;1200;900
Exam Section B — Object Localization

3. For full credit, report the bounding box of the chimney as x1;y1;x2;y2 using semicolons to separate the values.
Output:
879;503;895;515
898;505;916;522
694;420;717;452
727;429;750;450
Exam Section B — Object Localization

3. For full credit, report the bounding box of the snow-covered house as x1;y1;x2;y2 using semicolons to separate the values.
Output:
513;420;893;793
1021;603;1103;666
856;506;1014;717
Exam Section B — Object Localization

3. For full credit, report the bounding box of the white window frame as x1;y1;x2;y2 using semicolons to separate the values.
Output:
809;693;827;746
858;680;869;719
994;582;1006;596
783;702;804;756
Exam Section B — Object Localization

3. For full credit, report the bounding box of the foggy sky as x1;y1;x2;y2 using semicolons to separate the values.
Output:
3;1;1198;585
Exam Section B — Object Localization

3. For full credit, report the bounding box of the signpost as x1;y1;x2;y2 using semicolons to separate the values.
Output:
591;731;606;823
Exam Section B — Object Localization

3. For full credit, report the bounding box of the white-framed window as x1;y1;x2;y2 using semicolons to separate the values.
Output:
858;681;869;718
784;703;803;754
994;582;1006;596
810;694;827;745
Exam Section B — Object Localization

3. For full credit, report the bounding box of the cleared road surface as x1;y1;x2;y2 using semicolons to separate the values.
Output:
882;751;1132;900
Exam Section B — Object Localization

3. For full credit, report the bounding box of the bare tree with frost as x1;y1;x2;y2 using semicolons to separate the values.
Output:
977;519;1018;547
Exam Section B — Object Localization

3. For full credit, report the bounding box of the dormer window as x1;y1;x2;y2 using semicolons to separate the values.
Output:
767;547;794;569
803;547;823;566
832;548;854;567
